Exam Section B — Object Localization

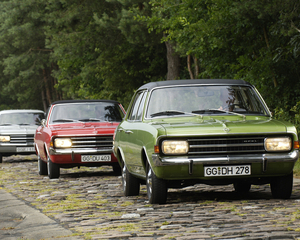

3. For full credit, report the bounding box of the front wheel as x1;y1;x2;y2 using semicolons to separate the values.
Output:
47;157;60;179
38;155;48;175
146;166;167;204
233;182;251;193
0;153;2;163
122;163;140;196
270;172;293;199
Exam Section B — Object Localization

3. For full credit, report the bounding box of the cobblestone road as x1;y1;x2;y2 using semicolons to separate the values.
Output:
1;155;300;240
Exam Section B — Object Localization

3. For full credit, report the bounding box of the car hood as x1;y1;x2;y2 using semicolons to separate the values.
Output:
49;122;120;135
151;117;291;136
0;125;38;134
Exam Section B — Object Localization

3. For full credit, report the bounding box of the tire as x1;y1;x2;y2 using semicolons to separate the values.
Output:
47;156;60;179
233;182;251;193
0;153;2;163
146;166;167;204
38;155;48;175
112;165;121;175
122;163;140;196
270;172;293;199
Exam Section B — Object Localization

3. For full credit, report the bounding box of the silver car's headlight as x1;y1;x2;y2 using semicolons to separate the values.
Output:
54;138;72;148
264;137;292;151
162;140;189;154
0;136;10;142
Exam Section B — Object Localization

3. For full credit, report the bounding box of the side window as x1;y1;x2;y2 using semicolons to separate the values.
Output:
128;91;144;121
136;92;147;121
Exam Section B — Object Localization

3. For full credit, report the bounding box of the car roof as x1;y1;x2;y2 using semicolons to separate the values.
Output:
0;109;45;114
50;99;120;106
137;79;252;91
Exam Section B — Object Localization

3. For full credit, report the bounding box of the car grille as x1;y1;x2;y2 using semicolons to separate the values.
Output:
70;136;113;150
9;134;34;145
187;135;266;155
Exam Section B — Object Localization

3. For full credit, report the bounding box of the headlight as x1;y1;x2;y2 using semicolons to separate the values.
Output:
0;136;10;142
265;137;292;151
162;140;189;154
54;138;72;148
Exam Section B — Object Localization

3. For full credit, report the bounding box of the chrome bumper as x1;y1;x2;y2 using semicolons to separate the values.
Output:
49;147;113;155
152;150;299;166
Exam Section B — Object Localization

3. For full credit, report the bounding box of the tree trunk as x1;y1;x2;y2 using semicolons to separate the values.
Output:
41;88;48;113
187;55;194;79
164;38;180;80
42;69;52;105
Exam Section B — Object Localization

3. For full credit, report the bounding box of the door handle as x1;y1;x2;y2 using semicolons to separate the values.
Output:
124;130;133;134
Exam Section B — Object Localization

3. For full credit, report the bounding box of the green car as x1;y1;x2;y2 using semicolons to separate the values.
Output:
113;79;299;204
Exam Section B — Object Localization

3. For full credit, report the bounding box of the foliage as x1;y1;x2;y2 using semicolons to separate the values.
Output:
0;0;299;121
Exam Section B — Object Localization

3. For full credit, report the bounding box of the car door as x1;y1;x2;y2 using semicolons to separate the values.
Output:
119;91;147;175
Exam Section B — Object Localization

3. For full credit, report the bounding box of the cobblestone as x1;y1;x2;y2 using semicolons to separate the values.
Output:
1;155;300;239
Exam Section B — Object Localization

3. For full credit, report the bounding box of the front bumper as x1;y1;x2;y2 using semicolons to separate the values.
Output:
151;150;299;180
152;150;299;166
49;147;113;155
0;144;35;155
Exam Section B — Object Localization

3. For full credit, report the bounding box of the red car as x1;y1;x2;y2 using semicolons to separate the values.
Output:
34;100;125;179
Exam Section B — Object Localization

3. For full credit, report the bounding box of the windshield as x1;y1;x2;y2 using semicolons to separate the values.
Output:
146;85;269;118
49;102;124;124
0;112;45;125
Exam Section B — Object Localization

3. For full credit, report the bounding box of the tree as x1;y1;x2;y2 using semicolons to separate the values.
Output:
0;0;61;111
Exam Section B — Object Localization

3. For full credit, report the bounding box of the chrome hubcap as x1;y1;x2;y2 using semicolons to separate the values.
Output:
147;168;152;198
122;165;127;192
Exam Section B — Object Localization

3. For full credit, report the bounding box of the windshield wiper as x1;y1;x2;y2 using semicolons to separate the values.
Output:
52;119;79;123
192;109;246;120
150;110;191;118
0;123;13;126
78;118;103;122
19;123;30;125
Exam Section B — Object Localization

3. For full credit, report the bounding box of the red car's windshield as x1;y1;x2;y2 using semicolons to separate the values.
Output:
49;102;124;124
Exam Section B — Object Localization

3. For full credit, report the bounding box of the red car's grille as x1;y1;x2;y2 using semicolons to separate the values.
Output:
70;136;113;149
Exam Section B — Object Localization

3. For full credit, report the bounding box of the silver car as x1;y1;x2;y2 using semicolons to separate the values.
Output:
0;109;45;163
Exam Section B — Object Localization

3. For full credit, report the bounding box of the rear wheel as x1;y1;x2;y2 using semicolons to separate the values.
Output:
38;155;48;175
233;182;251;193
271;172;293;199
0;153;2;163
146;166;167;204
47;156;60;179
122;163;140;196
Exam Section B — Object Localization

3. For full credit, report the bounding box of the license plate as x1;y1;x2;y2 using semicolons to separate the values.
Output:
204;165;251;177
81;155;111;162
16;147;35;152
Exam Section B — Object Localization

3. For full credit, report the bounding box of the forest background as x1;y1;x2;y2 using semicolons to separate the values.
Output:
0;0;300;132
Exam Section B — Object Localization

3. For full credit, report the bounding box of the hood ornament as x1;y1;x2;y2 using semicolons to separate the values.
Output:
223;127;230;133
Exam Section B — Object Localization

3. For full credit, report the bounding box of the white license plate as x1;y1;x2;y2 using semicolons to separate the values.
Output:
16;147;35;152
204;165;251;177
81;155;111;162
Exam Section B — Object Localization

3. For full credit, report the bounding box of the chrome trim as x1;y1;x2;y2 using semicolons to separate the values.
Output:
49;147;113;155
152;150;299;166
156;132;297;146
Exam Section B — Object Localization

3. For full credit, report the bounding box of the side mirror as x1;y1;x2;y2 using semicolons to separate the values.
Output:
41;119;46;127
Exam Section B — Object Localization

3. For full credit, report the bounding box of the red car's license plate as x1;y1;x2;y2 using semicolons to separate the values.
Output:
81;155;111;162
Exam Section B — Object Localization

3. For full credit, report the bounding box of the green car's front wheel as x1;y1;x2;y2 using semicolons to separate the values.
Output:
146;167;167;204
122;164;140;196
270;172;293;199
